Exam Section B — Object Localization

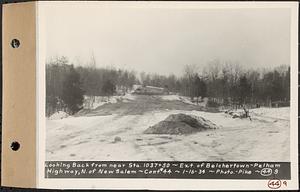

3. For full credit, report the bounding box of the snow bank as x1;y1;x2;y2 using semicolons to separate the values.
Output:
251;107;290;120
180;96;196;105
83;94;136;109
160;95;181;101
223;107;290;121
48;111;69;120
160;95;207;107
160;95;195;105
122;93;137;101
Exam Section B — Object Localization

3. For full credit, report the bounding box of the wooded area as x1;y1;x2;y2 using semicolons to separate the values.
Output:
46;56;290;116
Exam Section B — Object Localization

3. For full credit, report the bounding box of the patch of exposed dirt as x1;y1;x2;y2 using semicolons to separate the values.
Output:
144;113;219;135
77;95;211;116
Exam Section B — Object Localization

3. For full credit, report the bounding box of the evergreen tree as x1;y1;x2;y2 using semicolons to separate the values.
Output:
271;70;284;101
101;80;116;97
284;67;290;101
238;75;251;104
193;75;201;103
192;75;207;104
61;66;84;114
199;78;207;98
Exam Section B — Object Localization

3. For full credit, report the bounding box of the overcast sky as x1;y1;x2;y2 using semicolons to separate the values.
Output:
41;2;291;76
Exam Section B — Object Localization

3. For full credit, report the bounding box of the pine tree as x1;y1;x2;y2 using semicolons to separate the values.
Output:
61;65;84;114
238;75;251;104
101;79;116;97
192;75;207;104
200;78;207;98
284;67;290;101
193;75;201;103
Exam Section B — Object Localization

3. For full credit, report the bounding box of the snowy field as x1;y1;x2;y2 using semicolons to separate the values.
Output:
46;95;289;161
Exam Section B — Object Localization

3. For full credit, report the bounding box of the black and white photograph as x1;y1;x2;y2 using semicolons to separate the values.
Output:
44;2;293;164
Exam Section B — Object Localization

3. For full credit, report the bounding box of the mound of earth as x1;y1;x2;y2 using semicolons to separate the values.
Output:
144;113;218;135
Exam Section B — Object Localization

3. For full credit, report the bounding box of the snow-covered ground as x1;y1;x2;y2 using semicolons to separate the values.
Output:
251;107;290;121
83;94;137;109
46;93;290;162
160;95;208;107
48;111;69;120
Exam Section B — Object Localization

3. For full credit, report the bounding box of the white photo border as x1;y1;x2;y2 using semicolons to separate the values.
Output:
36;1;298;190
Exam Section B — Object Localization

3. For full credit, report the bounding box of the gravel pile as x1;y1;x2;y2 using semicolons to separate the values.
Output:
144;113;218;135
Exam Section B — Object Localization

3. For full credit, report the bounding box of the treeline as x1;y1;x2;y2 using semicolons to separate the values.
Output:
77;67;138;96
139;71;207;103
46;56;139;116
200;60;290;106
46;56;290;116
46;57;84;116
139;61;290;107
